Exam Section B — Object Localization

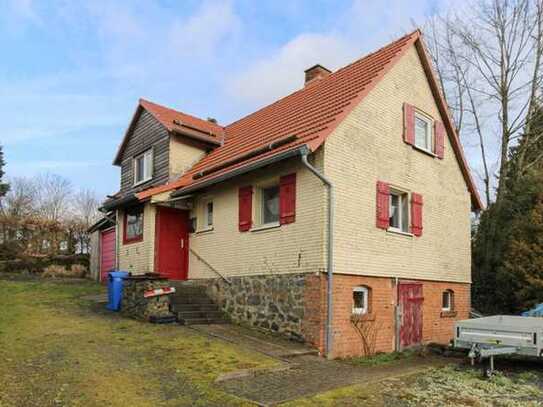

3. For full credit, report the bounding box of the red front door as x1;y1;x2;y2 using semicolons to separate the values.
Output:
399;283;423;349
100;228;116;282
155;207;189;280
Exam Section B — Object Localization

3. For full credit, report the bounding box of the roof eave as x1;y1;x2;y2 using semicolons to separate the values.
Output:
171;145;310;197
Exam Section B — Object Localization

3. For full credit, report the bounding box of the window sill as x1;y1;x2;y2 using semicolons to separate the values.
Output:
386;228;413;238
440;310;457;318
195;227;214;234
123;236;143;245
133;177;153;187
412;145;437;158
251;222;280;232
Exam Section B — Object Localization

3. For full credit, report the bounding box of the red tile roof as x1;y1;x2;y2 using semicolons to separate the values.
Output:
139;99;225;138
113;99;225;165
135;30;482;210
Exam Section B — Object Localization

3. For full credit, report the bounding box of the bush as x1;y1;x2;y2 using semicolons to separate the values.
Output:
70;264;87;278
42;264;67;278
42;263;87;279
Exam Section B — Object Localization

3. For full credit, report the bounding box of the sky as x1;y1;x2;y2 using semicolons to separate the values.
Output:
1;0;457;198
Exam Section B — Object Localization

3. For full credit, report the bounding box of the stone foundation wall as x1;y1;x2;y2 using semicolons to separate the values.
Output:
208;274;310;342
121;279;174;320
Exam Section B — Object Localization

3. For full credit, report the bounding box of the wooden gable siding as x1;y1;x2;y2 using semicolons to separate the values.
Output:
120;110;170;194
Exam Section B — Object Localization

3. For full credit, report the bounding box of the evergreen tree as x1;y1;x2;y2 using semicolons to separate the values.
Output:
0;145;9;198
472;103;543;314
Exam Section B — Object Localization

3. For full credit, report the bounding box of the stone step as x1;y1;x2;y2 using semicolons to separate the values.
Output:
169;295;216;305
178;317;228;326
176;310;224;320
169;284;207;293
170;303;220;312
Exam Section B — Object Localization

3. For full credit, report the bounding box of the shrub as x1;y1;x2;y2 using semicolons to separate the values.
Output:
42;264;87;279
42;264;67;278
70;264;87;278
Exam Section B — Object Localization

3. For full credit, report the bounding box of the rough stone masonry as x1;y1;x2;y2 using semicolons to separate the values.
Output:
208;274;307;342
121;278;174;321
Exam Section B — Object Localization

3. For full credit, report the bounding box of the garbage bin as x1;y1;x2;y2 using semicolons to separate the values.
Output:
107;271;129;311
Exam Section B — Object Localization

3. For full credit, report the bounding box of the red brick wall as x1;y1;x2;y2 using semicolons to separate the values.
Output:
302;273;470;358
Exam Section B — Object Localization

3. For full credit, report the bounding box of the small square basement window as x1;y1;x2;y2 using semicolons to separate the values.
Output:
353;286;370;315
442;290;454;312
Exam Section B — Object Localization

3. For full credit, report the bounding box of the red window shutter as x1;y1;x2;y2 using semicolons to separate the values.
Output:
434;121;445;159
403;103;415;145
376;181;390;229
411;193;423;237
279;173;296;225
238;186;253;232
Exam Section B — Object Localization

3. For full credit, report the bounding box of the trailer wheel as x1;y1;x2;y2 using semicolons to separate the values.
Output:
483;365;493;379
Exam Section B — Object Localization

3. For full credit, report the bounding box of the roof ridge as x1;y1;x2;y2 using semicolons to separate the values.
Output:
224;30;420;131
139;98;225;130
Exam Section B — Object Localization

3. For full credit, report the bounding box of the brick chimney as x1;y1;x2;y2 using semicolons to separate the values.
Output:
304;64;331;85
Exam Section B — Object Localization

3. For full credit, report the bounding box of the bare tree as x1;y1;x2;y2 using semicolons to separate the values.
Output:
36;173;73;222
73;189;100;227
0;176;38;218
70;189;101;254
425;0;543;205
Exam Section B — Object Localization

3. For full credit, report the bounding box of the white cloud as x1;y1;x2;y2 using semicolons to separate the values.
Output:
169;1;240;59
224;0;439;110
226;33;358;109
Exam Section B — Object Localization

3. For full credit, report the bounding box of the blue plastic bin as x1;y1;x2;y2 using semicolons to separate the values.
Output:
107;271;129;311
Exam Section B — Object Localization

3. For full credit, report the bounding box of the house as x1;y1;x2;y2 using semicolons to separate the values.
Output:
99;30;482;358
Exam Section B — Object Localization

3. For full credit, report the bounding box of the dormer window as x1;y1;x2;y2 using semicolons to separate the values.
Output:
134;149;153;185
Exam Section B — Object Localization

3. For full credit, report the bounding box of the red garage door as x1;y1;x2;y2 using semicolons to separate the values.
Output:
100;228;116;282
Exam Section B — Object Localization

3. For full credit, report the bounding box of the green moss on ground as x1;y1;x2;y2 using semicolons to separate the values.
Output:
347;349;419;367
285;365;543;406
0;279;275;406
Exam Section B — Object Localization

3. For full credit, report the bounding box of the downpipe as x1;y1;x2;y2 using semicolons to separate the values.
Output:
301;150;334;358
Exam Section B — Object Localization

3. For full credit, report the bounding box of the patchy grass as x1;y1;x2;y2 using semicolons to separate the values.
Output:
0;279;276;406
347;349;419;367
286;364;543;406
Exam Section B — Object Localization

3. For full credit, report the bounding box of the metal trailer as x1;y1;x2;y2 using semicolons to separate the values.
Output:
454;315;543;377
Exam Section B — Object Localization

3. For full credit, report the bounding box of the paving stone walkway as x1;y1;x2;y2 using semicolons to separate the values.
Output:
193;324;448;406
217;354;445;405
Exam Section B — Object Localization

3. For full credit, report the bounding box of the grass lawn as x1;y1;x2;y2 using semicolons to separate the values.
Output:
0;277;276;406
2;277;543;406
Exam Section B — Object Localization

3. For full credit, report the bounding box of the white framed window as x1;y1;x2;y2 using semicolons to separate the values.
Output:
389;191;409;233
133;149;153;185
124;205;144;243
204;200;214;228
206;201;213;227
442;290;454;311
353;286;369;315
414;112;433;152
260;184;280;225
